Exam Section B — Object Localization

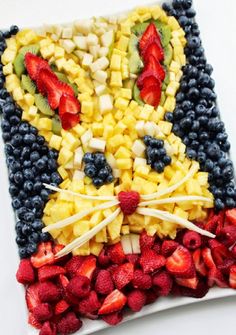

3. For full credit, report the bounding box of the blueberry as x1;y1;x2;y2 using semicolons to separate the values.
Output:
17;208;29;221
41;173;51;184
186;110;195;120
197;152;206;164
32;195;43;209
180;81;188;92
31;142;40;151
36;135;45;145
216;132;228;143
204;159;214;171
157;148;166;157
15;221;23;235
206;143;221;160
178;15;189;27
173;108;184;120
23;180;34;193
32;219;43;231
163;155;172;166
218;157;227;168
222;165;234;181
18;122;29;135
27;243;37;254
10;125;19;136
28;232;40;243
213;166;221;178
182;0;192;9
35;158;47;171
143;135;152;146
10;25;19;35
186;8;196;17
172;0;183;9
13;147;21;158
215;198;225;210
182;100;193;111
21;146;31;159
94;153;106;167
23;133;36;145
48;158;57;171
226;198;235;208
48;149;58;159
50;172;62;185
106;174;114;184
93;177;104;188
189;132;197;140
213;188;223;199
192;120;200;131
198;115;208;126
19;247;29;259
24;199;33;209
33;181;43;192
40;232;51;242
1;119;10;131
98;167;109;180
176;92;185;103
10;161;21;173
9;184;19;196
164;112;174;122
23;168;34;181
9;115;20;125
205;64;213;75
162;2;172;12
14;171;24;185
22;223;33;235
180;117;192;130
188;87;199;100
183;137;190;145
18;190;27;200
226;187;236;198
24;211;35;223
195;104;206;115
16;236;27;246
153;161;165;173
201;87;216;100
40;189;50;201
149;138;164;148
221;141;231;152
186;148;197;159
29;126;37;135
83;152;94;164
30;151;40;162
2;102;15;115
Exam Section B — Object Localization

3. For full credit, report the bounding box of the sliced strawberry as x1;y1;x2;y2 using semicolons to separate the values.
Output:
139;23;161;52
192;248;207;277
225;208;236;226
175;276;199;290
166;246;195;278
25;53;51;81
28;312;42;329
26;283;41;311
112;263;134;290
205;210;225;235
180;280;209;299
55;299;70;315
202;247;216;269
58;274;69;290
107;242;126;265
140;83;162;107
77;255;96;280
98;289;127;315
137;69;161;90
144;55;165;81
220;226;236;247
59;112;80;130
140;231;155;251
208;239;231;265
53;244;65;255
218;259;235;275
140;249;166;274
31;242;55;269
142;39;164;63
37;68;58;95
229;265;236;289
59;94;80;116
208;267;228;288
38;265;65;282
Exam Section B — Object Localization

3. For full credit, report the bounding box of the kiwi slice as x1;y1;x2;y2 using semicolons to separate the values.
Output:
19;43;40;56
54;71;78;96
34;94;55;116
160;91;166;106
21;75;36;94
13;53;25;77
123;78;135;90
131;22;149;36
52;115;62;135
158;24;171;48
164;45;173;66
133;82;144;106
128;34;139;54
129;51;143;75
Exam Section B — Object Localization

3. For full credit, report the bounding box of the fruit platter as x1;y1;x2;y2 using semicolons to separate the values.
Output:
1;0;236;334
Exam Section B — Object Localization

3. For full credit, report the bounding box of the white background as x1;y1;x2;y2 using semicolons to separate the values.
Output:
0;0;236;334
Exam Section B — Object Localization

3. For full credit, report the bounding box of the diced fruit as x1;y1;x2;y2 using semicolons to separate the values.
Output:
144;55;165;81
59;94;80;116
38;265;65;282
161;240;179;257
140;249;166;274
30;242;55;269
208;239;230;265
26;283;41;311
153;270;173;296
166;246;195;278
140;231;155;251
98;289;127;315
207;267;228;288
52;115;62;135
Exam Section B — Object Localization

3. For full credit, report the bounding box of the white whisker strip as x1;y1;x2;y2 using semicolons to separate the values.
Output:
43;183;117;201
140;162;199;200
139;196;213;207
137;207;215;238
42;200;120;233
56;208;121;258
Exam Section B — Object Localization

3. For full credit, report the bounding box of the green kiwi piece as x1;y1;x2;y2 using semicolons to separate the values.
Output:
129;51;143;74
164;44;173;66
160;91;166;106
128;33;139;53
131;22;149;36
34;94;55;116
52;115;62;135
21;75;36;94
19;44;40;56
13;53;25;77
123;78;135;90
133;82;144;106
54;71;78;96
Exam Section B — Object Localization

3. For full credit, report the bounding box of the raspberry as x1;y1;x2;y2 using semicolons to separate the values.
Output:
126;254;140;266
107;243;126;265
153;242;161;254
112;263;134;290
217;259;235;275
140;249;166;274
66;275;90;299
183;231;202;250
161;240;179;257
56;312;82;335
78;291;101;315
153;271;173;296
102;312;123;326
38;282;61;303
127;289;146;312
118;191;140;215
95;270;114;295
98;249;110;267
16;259;35;285
39;321;56;335
145;289;159;305
65;256;84;278
140;231;155;251
132;269;152;289
33;303;53;322
28;312;42;330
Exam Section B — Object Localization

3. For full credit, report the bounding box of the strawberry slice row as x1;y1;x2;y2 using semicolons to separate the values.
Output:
137;23;166;107
25;53;80;130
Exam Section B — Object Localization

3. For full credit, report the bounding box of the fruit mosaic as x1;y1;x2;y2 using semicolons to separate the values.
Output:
0;0;236;334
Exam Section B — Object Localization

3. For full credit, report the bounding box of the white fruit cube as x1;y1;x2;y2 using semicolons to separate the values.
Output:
62;27;73;39
89;138;106;152
95;84;106;96
133;157;147;170
144;121;156;136
101;30;114;47
74;19;93;34
121;235;132;254
105;153;117;168
90;56;109;72
98;47;109;57
81;129;93;145
99;94;113;114
130;234;141;254
73;170;85;181
93;70;107;84
87;33;99;46
82;53;93;67
89;45;100;58
73;36;88;50
74;147;84;168
113;169;121;178
132;139;146;157
60;39;75;53
135;120;145;137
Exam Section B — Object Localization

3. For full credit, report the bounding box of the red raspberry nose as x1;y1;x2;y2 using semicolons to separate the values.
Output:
118;191;140;215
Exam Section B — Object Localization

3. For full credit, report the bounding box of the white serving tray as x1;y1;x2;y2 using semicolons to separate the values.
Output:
0;1;236;335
